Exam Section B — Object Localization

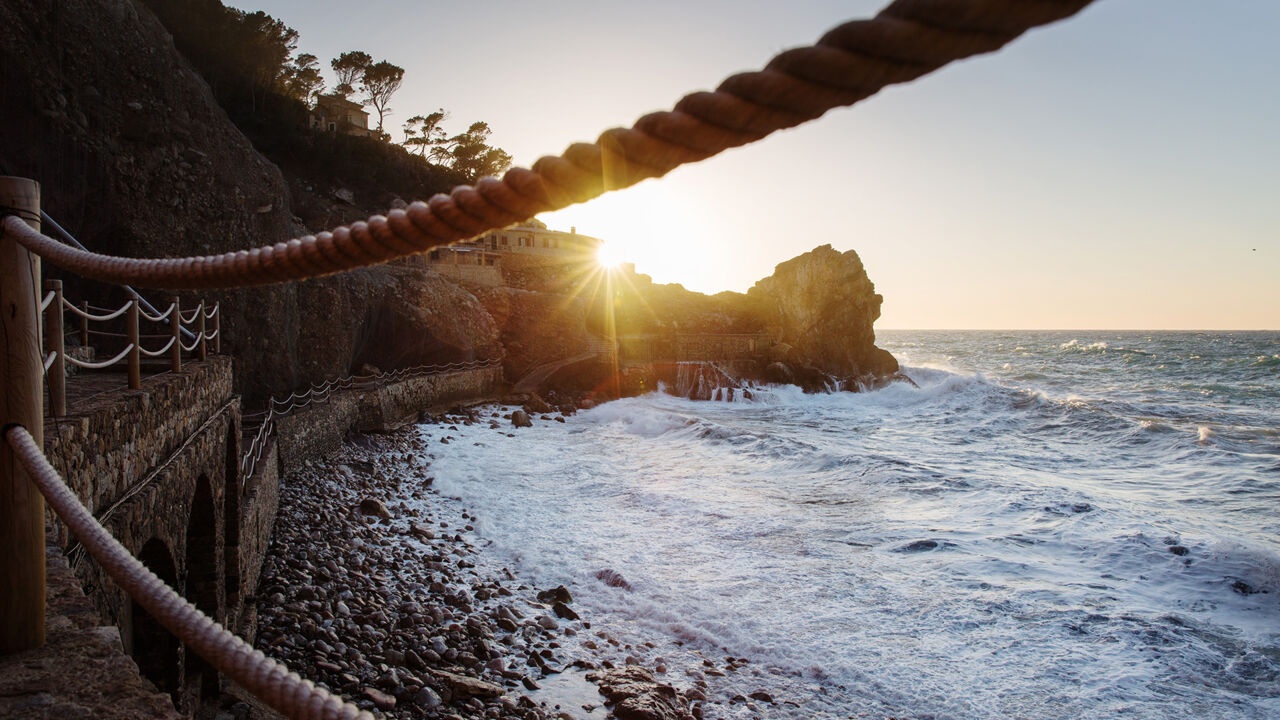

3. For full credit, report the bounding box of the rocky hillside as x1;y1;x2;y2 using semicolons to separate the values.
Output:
0;0;895;407
0;0;495;405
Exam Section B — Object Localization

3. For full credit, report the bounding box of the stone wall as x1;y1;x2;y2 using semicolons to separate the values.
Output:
431;262;503;288
229;438;279;639
40;358;242;714
274;364;503;471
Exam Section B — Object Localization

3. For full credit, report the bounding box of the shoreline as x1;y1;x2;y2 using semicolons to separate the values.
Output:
255;405;729;720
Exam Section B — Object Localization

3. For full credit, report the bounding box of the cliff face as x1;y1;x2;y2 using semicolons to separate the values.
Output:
475;288;590;381
748;244;898;378
0;0;496;404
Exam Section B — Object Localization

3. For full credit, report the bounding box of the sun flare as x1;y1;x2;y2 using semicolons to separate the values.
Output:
596;242;625;269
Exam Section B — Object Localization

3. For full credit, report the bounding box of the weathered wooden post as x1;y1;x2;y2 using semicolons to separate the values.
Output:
169;296;182;373
127;296;141;390
44;279;66;416
197;302;207;361
211;303;221;354
0;176;46;653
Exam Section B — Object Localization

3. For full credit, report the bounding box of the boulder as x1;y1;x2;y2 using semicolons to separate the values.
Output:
594;666;690;720
424;668;504;699
511;410;532;428
358;498;392;519
748;244;898;377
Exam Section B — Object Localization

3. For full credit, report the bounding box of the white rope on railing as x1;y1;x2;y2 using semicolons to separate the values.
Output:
63;298;130;322
139;337;178;358
179;304;203;324
137;302;175;323
205;302;219;319
65;344;134;370
205;329;219;340
41;290;55;312
180;336;202;353
239;358;501;480
3;426;372;720
44;351;56;372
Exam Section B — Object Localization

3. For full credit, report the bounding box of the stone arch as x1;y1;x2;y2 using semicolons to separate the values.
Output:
224;419;241;606
132;538;180;702
184;474;220;704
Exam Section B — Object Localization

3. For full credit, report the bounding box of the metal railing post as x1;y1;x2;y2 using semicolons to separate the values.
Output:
169;297;182;373
127;297;140;390
0;175;45;652
44;280;65;416
197;303;207;361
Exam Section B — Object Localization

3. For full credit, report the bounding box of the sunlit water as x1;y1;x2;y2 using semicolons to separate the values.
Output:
418;331;1280;719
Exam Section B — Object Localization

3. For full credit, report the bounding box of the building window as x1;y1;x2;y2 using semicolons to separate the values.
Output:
501;235;508;246
327;122;336;131
542;238;549;248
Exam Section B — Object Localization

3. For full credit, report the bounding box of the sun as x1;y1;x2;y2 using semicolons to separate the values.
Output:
596;242;625;269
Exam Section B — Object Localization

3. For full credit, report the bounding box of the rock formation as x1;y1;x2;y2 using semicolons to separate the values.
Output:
0;0;497;405
748;244;898;378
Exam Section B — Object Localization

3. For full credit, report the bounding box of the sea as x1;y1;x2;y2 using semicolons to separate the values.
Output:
418;331;1280;719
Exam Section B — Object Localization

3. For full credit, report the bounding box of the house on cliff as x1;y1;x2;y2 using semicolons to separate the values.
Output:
309;94;374;138
425;219;604;285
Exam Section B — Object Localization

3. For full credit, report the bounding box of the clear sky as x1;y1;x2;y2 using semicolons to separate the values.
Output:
240;0;1278;329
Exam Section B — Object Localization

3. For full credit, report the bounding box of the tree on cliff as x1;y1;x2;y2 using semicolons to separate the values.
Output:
434;121;513;181
359;60;405;136
403;111;448;157
282;53;324;106
330;51;371;99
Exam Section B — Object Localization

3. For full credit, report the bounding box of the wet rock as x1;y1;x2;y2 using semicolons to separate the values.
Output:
358;498;392;519
1168;545;1189;556
511;410;532;428
748;690;773;703
897;539;938;552
596;569;632;590
425;667;505;699
537;586;573;604
553;602;579;621
524;393;553;414
362;687;396;710
594;666;690;720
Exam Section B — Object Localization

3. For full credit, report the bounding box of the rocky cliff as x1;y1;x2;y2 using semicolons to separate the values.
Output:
748;244;898;379
0;0;496;404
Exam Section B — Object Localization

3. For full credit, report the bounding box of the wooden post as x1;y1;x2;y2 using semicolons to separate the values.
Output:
0;176;46;653
127;297;140;390
197;303;207;361
211;303;220;354
43;280;65;417
78;301;88;347
169;297;181;373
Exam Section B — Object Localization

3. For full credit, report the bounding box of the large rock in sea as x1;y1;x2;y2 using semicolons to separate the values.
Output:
748;244;898;377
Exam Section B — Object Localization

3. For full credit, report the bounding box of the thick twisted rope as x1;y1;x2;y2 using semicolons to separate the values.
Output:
0;0;1091;290
3;426;373;720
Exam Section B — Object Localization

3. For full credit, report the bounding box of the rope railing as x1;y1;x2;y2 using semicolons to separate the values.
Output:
138;337;177;358
63;298;130;322
65;344;134;370
239;358;501;479
39;288;221;411
3;426;372;720
0;0;1092;291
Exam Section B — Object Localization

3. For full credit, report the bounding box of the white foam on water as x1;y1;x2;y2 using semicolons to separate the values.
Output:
412;332;1280;719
